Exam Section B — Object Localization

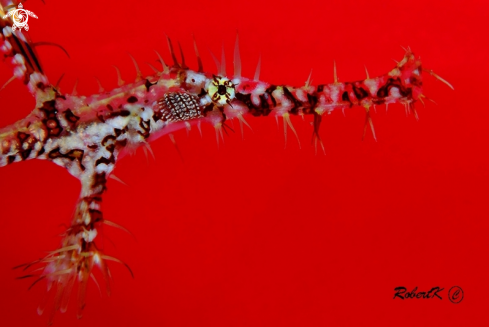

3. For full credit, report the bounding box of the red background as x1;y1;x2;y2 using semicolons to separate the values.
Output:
0;0;488;326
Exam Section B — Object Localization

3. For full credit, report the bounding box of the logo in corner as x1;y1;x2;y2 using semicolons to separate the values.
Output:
2;3;38;32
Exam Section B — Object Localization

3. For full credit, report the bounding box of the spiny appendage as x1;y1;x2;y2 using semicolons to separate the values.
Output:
225;50;421;148
165;42;427;151
16;179;133;323
207;42;451;150
0;73;57;168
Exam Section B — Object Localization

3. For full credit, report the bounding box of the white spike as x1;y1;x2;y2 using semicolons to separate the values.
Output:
103;219;136;241
95;77;104;93
146;62;160;74
143;142;155;160
209;49;220;75
283;116;288;148
142;146;149;163
185;122;191;136
410;103;419;121
72;79;78;96
418;96;426;107
168;133;184;162
0;75;15;91
168;133;176;145
305;69;313;87
283;113;301;149
215;125;221;149
238;118;244;140
219;125;225;143
237;113;252;140
220;44;226;76
154;50;169;74
113;65;125;86
90;273;103;297
128;53;143;82
237;113;252;131
333;61;338;83
363;107;377;142
234;31;241;78
254;55;261;81
423;68;454;90
364;65;370;79
108;174;128;186
197;121;202;138
314;135;326;156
